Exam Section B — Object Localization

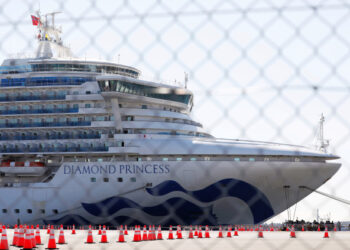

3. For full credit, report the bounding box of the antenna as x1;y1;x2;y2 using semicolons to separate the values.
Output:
184;72;188;89
315;113;329;153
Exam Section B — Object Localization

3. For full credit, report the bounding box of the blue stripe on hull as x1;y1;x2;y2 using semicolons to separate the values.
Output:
47;178;274;226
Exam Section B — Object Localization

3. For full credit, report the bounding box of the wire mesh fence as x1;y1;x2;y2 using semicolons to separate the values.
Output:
0;0;349;249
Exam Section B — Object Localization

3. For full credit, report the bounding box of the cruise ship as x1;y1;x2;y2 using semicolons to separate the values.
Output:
0;13;341;226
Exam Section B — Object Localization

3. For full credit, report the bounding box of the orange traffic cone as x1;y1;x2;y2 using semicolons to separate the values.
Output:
177;226;182;239
290;225;296;238
100;225;108;243
124;225;128;235
133;226;140;242
11;225;18;246
334;226;337;232
142;225;148;241
189;226;194;239
302;225;305;232
35;225;42;245
194;225;198;236
234;226;239;236
157;226;163;240
205;225;210;238
47;225;50;234
0;226;9;250
46;226;58;249
23;227;33;250
226;226;232;238
168;225;174;240
218;225;223;238
317;225;320;232
198;226;203;238
324;226;329;238
71;224;76;235
57;225;66;244
98;225;102;235
258;226;264;238
118;226;125;243
30;226;36;248
17;225;24;247
85;225;94;244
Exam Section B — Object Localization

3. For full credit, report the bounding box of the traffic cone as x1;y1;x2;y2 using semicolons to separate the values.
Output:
118;226;125;243
324;226;329;238
334;226;337;232
30;226;36;248
46;227;58;249
85;225;94;244
71;224;76;235
98;225;102;235
23;227;33;250
47;225;50;234
270;227;274;232
227;226;232;238
317;225;320;232
234;226;239;236
57;225;66;244
0;226;9;250
194;225;198;236
133;226;140;242
17;225;24;247
290;225;296;238
302;225;305;232
258;225;264;238
177;226;182;239
198;226;203;238
189;226;194;239
124;225;128;235
11;225;18;246
142;225;148;241
35;225;42;245
218;225;223;238
100;225;108;243
168;225;174;240
157;226;163;240
286;227;289;232
205;225;210;238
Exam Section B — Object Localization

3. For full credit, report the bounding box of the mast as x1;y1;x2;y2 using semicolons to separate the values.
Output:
316;113;329;153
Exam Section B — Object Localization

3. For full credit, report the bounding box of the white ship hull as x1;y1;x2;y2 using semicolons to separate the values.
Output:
0;160;340;226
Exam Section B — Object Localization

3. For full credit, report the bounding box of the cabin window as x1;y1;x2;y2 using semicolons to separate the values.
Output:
117;177;123;182
27;209;32;214
2;209;7;213
53;209;58;214
234;157;240;162
249;157;255;162
162;158;168;161
190;157;196;161
130;177;136;182
103;178;109;182
90;177;96;183
14;209;20;214
40;209;45;214
176;157;182;161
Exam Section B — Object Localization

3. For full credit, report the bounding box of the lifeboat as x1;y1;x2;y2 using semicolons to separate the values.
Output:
0;161;46;176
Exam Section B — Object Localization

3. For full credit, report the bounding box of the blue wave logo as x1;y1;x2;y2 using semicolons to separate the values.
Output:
79;178;274;225
146;179;274;224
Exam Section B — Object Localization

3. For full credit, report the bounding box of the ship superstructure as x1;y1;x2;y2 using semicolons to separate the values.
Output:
0;13;341;226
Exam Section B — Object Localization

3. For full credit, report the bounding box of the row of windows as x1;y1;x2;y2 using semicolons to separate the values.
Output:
90;177;137;183
62;156;314;163
0;77;94;87
1;208;58;214
0;116;111;128
0;64;139;78
99;80;193;105
0;90;100;102
0;130;103;141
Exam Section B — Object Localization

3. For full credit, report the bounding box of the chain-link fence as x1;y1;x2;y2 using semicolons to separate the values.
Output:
0;0;349;249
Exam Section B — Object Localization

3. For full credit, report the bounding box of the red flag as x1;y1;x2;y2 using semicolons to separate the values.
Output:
31;15;40;26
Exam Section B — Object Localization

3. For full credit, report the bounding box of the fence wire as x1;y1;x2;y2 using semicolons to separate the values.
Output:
0;0;350;249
